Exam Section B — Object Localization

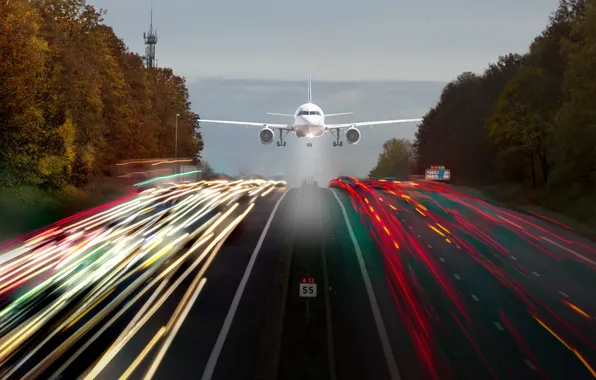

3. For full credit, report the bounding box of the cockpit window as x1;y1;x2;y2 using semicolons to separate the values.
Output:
298;110;320;115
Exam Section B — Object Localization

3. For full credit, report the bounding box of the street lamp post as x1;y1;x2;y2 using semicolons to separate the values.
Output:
175;113;180;175
175;113;180;159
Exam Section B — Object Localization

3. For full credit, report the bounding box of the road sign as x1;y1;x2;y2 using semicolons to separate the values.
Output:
425;168;451;180
299;275;317;297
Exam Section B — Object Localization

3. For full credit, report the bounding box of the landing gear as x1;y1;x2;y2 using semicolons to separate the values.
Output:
306;143;312;147
330;128;343;147
276;129;289;147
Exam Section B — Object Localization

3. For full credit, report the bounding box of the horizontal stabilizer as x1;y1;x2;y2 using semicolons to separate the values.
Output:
325;112;353;117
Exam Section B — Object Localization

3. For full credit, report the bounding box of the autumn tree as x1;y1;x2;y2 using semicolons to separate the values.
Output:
0;0;203;188
0;0;49;185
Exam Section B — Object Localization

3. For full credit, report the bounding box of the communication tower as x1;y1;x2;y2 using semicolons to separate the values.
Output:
143;9;158;68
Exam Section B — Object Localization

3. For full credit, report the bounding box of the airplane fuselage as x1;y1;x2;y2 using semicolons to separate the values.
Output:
293;103;326;138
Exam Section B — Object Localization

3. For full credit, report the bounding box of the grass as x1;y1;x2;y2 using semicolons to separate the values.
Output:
451;181;596;238
0;177;132;243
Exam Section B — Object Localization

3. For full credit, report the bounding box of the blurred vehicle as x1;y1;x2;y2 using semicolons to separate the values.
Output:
329;176;359;188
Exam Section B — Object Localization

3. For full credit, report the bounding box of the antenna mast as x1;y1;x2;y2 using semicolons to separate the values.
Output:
143;8;158;68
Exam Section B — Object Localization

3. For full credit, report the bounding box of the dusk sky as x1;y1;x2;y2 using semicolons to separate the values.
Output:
88;0;560;184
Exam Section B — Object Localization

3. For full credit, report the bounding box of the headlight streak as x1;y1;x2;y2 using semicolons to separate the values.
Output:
84;204;254;380
142;278;208;380
0;179;283;379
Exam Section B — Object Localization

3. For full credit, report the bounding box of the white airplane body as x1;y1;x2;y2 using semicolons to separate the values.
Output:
199;71;422;147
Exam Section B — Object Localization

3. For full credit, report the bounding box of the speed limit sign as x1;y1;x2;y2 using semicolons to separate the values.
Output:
299;275;317;297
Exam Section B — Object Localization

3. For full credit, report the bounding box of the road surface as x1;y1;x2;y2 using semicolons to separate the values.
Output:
0;178;595;379
0;179;287;379
326;178;596;380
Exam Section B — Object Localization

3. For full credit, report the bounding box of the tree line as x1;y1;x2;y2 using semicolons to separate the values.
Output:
372;0;596;201
0;0;203;188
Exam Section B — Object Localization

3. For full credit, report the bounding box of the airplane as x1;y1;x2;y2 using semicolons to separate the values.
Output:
198;71;422;147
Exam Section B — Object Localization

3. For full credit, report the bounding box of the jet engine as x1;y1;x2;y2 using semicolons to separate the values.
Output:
259;127;274;145
345;127;361;145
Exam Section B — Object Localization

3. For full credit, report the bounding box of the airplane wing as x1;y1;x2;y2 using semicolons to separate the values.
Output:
327;118;422;129
325;112;353;117
199;119;293;130
266;113;295;117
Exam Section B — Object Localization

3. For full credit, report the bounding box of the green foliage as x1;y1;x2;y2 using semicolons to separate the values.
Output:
403;0;596;225
555;0;596;185
0;0;203;188
368;138;414;179
413;54;524;184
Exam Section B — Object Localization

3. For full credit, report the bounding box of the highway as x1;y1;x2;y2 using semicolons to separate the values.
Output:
0;179;286;379
327;177;596;380
0;178;595;379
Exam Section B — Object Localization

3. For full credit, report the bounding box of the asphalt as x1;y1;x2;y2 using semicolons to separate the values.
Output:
3;180;596;380
154;188;288;380
88;188;290;380
326;179;596;380
0;181;289;380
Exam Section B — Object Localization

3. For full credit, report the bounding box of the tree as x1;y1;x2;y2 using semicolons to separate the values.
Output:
0;0;204;188
413;55;523;185
554;0;596;185
485;0;591;188
0;0;49;186
368;138;414;179
486;66;555;187
200;161;217;180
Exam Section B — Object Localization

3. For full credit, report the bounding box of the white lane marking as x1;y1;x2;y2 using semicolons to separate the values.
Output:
471;294;479;301
540;236;596;266
493;322;504;331
510;256;517;261
453;274;460;280
201;190;288;380
427;244;432;249
408;226;413;230
559;291;570;299
417;234;422;239
532;271;540;277
331;189;402;380
525;359;537;371
497;215;523;229
439;258;446;263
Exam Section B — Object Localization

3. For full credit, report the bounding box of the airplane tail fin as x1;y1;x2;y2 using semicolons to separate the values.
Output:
308;69;312;103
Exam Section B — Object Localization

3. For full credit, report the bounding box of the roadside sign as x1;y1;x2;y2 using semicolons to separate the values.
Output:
425;167;451;180
299;275;317;297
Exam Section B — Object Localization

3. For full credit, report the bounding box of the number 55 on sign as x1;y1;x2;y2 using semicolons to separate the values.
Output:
299;275;317;297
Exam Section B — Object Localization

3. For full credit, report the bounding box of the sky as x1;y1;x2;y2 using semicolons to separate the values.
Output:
88;0;560;185
89;0;559;81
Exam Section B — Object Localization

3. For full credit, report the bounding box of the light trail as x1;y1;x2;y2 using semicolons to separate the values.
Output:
329;176;596;379
0;179;283;379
